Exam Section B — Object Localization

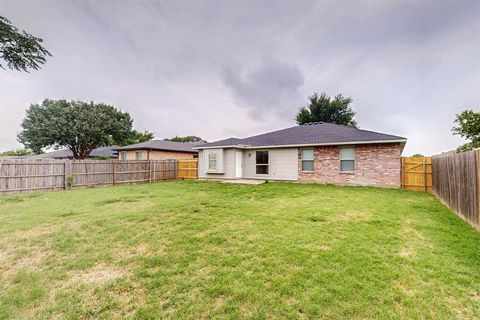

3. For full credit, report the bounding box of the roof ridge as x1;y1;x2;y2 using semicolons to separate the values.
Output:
301;121;324;125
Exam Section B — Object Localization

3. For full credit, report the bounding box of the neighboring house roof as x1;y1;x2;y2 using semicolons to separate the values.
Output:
26;146;119;159
195;122;407;149
114;140;201;153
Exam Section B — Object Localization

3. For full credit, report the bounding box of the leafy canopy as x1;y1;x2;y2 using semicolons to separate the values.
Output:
452;109;480;152
18;100;134;159
112;130;155;146
0;16;51;72
165;136;204;143
296;92;357;127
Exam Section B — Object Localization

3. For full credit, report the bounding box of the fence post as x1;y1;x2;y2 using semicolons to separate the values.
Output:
153;161;156;181
174;160;178;180
423;157;426;192
400;157;404;189
64;159;72;189
149;160;153;183
112;160;116;186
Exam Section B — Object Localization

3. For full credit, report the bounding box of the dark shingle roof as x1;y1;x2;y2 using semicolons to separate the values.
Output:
196;122;406;148
114;140;200;153
26;146;119;159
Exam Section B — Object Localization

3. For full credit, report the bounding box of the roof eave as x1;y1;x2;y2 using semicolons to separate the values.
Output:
194;139;407;150
115;147;197;153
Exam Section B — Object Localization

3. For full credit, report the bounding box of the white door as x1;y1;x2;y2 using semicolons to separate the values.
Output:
235;150;243;178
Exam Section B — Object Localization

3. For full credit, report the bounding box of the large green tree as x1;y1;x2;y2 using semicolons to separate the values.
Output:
165;135;204;143
452;109;480;152
112;130;155;146
296;92;357;127
0;16;51;71
18;100;134;159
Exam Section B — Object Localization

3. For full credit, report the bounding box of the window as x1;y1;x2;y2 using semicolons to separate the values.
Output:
120;152;127;160
135;151;143;160
340;147;355;172
301;149;314;171
256;151;269;175
205;149;223;173
208;150;218;171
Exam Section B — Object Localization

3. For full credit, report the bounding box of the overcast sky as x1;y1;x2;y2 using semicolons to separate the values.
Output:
1;0;479;155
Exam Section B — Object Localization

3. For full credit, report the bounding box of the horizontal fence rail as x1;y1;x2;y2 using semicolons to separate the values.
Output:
432;150;479;230
0;159;197;195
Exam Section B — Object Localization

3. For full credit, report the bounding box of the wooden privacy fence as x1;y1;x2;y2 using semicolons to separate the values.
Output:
177;159;198;179
432;150;479;230
401;157;432;192
0;159;198;195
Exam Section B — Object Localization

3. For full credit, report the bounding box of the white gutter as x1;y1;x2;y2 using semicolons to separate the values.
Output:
193;139;407;150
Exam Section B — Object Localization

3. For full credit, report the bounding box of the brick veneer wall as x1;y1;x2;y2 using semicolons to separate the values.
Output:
298;143;404;188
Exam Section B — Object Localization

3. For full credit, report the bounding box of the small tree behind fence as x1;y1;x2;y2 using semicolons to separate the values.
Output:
0;159;196;195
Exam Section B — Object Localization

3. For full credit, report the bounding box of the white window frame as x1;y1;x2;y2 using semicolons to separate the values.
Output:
301;148;314;172
135;151;143;160
120;152;127;160
340;147;355;172
255;150;269;175
205;149;224;173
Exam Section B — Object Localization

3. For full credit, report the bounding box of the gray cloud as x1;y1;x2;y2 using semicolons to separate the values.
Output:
0;0;478;155
222;59;304;119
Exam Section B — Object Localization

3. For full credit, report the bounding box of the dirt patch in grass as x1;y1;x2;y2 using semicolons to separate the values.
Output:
96;197;141;206
446;294;478;320
13;248;50;270
66;263;127;286
395;279;417;296
398;219;426;259
15;224;57;240
331;209;372;222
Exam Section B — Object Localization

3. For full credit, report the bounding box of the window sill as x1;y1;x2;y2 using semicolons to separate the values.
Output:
340;171;355;174
301;171;315;173
206;171;225;174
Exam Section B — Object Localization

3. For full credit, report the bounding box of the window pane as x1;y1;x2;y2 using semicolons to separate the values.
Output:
208;151;217;170
302;160;314;171
256;165;269;174
208;151;217;161
301;149;314;160
340;160;354;171
208;159;216;169
256;151;269;164
135;152;142;160
340;147;355;160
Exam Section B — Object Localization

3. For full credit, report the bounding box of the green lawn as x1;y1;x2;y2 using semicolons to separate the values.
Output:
0;181;479;319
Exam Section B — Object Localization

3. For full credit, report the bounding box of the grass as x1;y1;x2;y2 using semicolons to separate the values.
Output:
0;181;479;319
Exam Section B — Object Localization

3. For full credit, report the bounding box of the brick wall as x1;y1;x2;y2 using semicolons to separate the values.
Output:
298;143;404;188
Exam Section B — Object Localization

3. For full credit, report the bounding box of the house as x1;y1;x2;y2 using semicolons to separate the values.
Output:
25;146;119;159
194;122;407;188
114;140;200;160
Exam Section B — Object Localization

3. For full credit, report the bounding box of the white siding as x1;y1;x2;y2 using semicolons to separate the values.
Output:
243;148;298;181
198;148;236;179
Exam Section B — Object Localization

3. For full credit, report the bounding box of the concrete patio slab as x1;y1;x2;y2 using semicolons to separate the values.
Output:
222;179;266;185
